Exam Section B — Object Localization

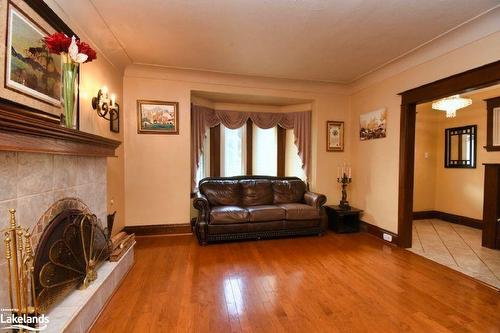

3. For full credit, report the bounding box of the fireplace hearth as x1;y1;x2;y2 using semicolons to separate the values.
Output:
3;198;111;315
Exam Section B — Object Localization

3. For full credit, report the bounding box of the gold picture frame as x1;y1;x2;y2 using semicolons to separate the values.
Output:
327;120;344;152
137;100;179;134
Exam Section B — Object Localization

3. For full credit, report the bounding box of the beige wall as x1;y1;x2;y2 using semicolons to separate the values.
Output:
79;58;125;235
413;111;439;212
349;30;500;233
123;65;350;226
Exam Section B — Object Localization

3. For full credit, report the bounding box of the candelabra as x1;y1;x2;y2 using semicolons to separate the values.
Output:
337;173;352;209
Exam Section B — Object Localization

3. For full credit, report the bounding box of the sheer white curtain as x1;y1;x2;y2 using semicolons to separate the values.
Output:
252;125;277;176
221;124;246;176
195;129;210;186
285;129;306;180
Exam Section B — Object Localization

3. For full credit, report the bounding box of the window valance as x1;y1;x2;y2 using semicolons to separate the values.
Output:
191;104;311;190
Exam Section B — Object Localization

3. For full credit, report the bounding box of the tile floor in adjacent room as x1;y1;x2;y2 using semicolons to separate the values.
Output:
410;219;500;289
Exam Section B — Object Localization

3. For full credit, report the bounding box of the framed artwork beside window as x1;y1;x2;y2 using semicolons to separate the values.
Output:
327;121;344;152
137;99;179;134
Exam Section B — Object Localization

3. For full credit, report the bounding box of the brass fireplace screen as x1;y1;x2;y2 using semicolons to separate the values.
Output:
3;208;110;315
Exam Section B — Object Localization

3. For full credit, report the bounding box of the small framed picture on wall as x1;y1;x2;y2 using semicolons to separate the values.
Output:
327;121;344;152
137;100;179;134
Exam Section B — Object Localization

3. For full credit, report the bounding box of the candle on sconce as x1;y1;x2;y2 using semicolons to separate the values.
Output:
101;86;108;95
111;94;116;107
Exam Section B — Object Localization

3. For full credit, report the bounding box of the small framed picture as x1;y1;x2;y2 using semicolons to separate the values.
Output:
360;108;387;141
327;121;344;152
137;100;179;134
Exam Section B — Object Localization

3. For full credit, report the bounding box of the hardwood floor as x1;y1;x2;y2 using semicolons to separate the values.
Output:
91;232;500;333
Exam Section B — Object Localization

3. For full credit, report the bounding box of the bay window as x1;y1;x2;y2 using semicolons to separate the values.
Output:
197;120;304;180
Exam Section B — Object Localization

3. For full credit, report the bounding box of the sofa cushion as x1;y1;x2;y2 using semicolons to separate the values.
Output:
247;205;286;222
272;180;306;204
277;203;320;220
200;180;241;206
210;206;249;225
240;180;273;206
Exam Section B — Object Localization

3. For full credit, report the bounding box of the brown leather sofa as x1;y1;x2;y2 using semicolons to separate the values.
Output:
193;176;327;245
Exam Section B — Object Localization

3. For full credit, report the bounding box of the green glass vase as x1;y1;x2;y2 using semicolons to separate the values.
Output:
62;62;78;129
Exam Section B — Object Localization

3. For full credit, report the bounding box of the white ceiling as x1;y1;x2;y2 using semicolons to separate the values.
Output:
56;0;500;83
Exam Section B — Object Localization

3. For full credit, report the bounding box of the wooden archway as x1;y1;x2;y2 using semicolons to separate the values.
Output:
397;60;500;247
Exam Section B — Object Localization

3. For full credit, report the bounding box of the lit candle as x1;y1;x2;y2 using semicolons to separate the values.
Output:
111;94;116;107
348;167;351;179
101;86;108;95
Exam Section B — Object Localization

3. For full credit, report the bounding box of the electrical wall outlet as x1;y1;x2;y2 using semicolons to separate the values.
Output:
383;233;393;242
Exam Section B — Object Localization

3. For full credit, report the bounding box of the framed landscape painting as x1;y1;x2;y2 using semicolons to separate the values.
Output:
360;108;387;141
0;0;79;124
137;100;179;134
326;121;344;152
6;3;61;106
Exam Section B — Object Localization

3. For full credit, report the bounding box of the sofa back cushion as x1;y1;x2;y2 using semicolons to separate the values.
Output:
200;180;241;206
240;179;273;206
272;179;306;204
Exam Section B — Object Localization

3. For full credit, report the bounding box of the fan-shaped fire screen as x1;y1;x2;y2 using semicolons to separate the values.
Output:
33;209;111;313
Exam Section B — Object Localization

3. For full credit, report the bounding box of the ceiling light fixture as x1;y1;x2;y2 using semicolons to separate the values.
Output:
431;94;472;118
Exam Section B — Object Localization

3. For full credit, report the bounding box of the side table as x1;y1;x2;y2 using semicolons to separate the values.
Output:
324;205;363;233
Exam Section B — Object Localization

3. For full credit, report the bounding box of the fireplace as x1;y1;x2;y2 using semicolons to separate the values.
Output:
31;198;111;313
0;152;132;332
4;198;110;315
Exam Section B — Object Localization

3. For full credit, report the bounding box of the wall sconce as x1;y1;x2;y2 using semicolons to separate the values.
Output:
91;86;119;121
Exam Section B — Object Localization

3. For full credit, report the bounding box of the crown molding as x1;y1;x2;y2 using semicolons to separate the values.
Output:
43;0;131;73
347;6;500;94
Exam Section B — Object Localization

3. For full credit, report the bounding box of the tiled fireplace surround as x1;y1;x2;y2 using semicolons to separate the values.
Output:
0;151;131;332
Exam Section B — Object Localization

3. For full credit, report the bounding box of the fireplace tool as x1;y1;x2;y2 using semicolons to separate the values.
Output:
2;209;39;326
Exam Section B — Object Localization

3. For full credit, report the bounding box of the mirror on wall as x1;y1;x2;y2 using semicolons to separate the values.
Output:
445;125;476;168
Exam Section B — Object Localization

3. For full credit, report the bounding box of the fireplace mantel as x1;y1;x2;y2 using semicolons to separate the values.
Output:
0;101;120;157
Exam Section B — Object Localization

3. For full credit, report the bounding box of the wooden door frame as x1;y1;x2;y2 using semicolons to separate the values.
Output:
398;60;500;248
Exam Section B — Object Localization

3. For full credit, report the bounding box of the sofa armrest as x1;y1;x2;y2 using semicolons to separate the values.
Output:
303;191;327;208
193;192;210;212
193;192;210;245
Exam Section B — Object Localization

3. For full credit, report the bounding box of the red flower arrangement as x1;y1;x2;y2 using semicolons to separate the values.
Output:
43;32;71;54
43;33;97;129
76;41;97;63
43;32;96;64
